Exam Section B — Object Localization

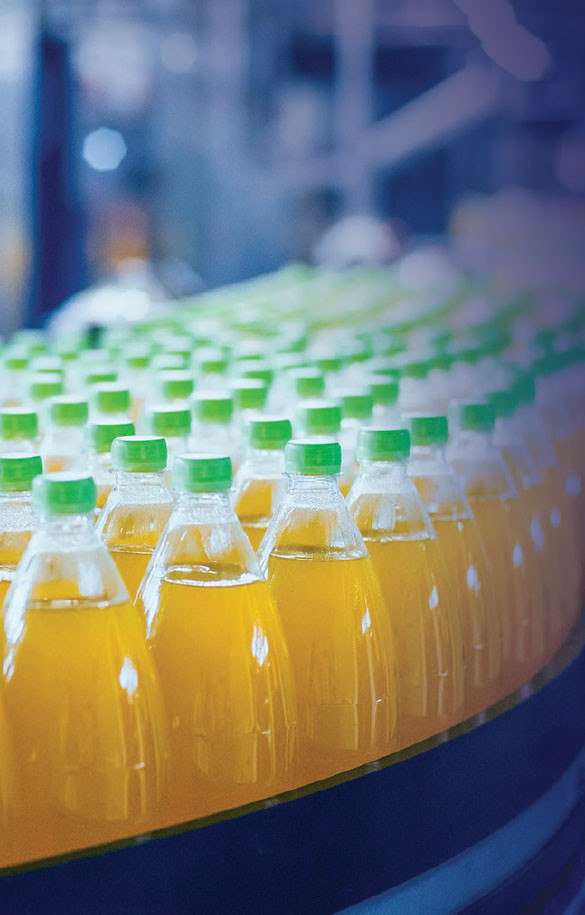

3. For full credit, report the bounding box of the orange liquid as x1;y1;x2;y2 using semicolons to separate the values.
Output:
234;479;278;552
432;518;502;714
0;689;18;867
470;497;546;692
0;537;33;659
3;591;167;864
149;575;296;823
365;537;466;746
102;506;172;603
266;553;398;783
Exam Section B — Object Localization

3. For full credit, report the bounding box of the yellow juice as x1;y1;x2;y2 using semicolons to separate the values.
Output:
3;590;167;864
432;518;502;714
103;506;172;603
234;480;275;552
43;456;68;473
266;553;398;784
149;574;296;823
364;536;466;745
470;497;546;691
97;483;112;510
0;536;34;658
0;690;18;868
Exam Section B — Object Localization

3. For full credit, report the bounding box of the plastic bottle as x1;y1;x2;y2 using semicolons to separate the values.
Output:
232;417;292;550
446;402;546;690
488;387;564;656
139;454;295;821
368;376;400;424
0;454;42;618
3;472;167;863
96;436;173;603
123;345;150;424
258;439;398;783
0;408;39;454
295;400;354;496
90;383;132;423
27;374;64;432
290;368;326;404
347;427;466;744
189;392;235;461
230;378;269;426
514;371;582;632
1;353;28;406
336;390;374;495
88;419;136;513
155;370;195;405
407;416;502;715
40;396;89;473
143;404;191;479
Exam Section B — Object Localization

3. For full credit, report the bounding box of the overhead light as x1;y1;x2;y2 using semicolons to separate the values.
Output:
82;128;127;172
160;32;198;74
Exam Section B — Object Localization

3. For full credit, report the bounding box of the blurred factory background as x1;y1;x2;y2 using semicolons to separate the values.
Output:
0;0;583;333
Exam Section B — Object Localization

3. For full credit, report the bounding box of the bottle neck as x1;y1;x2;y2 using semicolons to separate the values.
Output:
37;512;96;538
242;448;285;474
356;458;410;488
285;473;341;498
174;489;233;520
114;469;168;490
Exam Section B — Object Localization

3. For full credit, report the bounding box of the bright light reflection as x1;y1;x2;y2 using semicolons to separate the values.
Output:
530;517;545;552
361;609;371;634
513;543;524;569
160;32;198;73
466;564;479;593
119;656;138;698
251;626;269;666
429;586;439;610
83;128;127;172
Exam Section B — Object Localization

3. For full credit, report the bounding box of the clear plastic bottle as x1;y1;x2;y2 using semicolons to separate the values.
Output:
97;436;173;603
230;378;269;428
290;368;326;404
232;417;292;551
0;408;39;454
3;472;167;863
488;387;564;656
0;353;28;406
447;402;546;690
27;373;64;433
88;419;136;513
155;370;195;405
138;454;295;821
336;390;374;495
123;346;150;425
368;376;400;425
90;382;132;423
189;392;235;461
407;416;502;715
143;404;191;480
295;400;355;496
258;439;398;783
0;454;42;619
41;396;89;473
347;427;466;745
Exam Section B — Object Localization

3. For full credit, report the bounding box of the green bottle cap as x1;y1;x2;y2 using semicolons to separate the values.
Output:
92;383;131;415
30;356;64;377
313;355;343;373
284;439;341;475
33;472;96;515
0;453;43;492
48;396;89;427
247;416;292;450
338;391;374;420
368;378;399;406
408;415;448;447
157;370;195;401
292;368;325;400
194;349;229;375
487;389;518;418
0;407;39;440
85;368;117;386
29;373;63;401
357;427;410;461
240;362;274;386
231;378;268;411
88;420;135;454
514;372;536;405
145;405;191;437
192;393;233;425
456;402;496;432
369;363;401;381
111;435;167;472
4;353;28;371
125;347;150;369
172;453;232;493
151;353;186;372
428;352;452;372
401;360;429;380
296;400;342;435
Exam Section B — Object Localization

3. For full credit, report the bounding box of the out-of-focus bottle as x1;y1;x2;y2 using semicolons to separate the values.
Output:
88;419;136;513
0;454;42;617
0;408;39;454
41;396;89;473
